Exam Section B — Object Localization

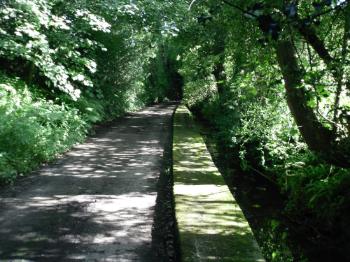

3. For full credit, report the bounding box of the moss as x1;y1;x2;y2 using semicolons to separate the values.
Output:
173;105;265;261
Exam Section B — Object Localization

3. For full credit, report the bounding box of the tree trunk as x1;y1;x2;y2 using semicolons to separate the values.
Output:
212;54;226;96
333;5;350;123
26;61;36;85
211;33;227;97
276;40;334;153
276;40;350;166
295;20;342;86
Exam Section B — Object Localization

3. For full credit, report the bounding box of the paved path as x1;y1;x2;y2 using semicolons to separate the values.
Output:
0;103;177;262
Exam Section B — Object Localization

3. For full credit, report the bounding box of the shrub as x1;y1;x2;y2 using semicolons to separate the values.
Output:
0;73;87;183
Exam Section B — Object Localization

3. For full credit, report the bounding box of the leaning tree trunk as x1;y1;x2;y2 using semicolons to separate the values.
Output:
276;40;350;167
211;32;228;98
212;54;226;96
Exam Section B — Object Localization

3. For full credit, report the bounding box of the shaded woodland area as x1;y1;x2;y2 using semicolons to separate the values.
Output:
0;0;350;261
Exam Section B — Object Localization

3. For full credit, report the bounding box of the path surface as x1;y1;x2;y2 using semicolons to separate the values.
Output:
0;103;177;262
173;105;265;262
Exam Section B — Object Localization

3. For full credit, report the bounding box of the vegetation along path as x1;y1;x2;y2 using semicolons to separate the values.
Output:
0;103;177;261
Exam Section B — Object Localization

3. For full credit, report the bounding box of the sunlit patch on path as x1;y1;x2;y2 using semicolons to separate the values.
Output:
173;105;265;261
0;103;176;261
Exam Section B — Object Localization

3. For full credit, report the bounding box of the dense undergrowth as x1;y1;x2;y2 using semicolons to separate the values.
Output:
0;73;87;182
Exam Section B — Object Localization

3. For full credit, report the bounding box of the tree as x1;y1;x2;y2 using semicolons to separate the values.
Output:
186;0;350;167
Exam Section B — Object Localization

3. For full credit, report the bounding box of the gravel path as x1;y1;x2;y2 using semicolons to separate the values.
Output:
0;103;177;262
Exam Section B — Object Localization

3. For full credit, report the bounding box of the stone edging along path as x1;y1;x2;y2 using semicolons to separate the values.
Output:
173;105;265;262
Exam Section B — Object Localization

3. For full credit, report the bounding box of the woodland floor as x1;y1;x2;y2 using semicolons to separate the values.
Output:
0;102;178;262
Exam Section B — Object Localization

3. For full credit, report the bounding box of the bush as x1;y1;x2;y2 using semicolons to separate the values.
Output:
0;73;87;183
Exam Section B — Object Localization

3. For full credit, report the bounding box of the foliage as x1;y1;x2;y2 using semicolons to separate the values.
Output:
176;0;350;260
0;73;87;183
0;0;106;99
0;0;186;182
0;0;350;260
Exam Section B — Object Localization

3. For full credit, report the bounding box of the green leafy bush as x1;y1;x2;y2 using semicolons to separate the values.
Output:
0;73;87;183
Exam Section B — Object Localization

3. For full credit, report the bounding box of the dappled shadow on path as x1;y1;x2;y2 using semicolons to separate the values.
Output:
0;103;177;261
